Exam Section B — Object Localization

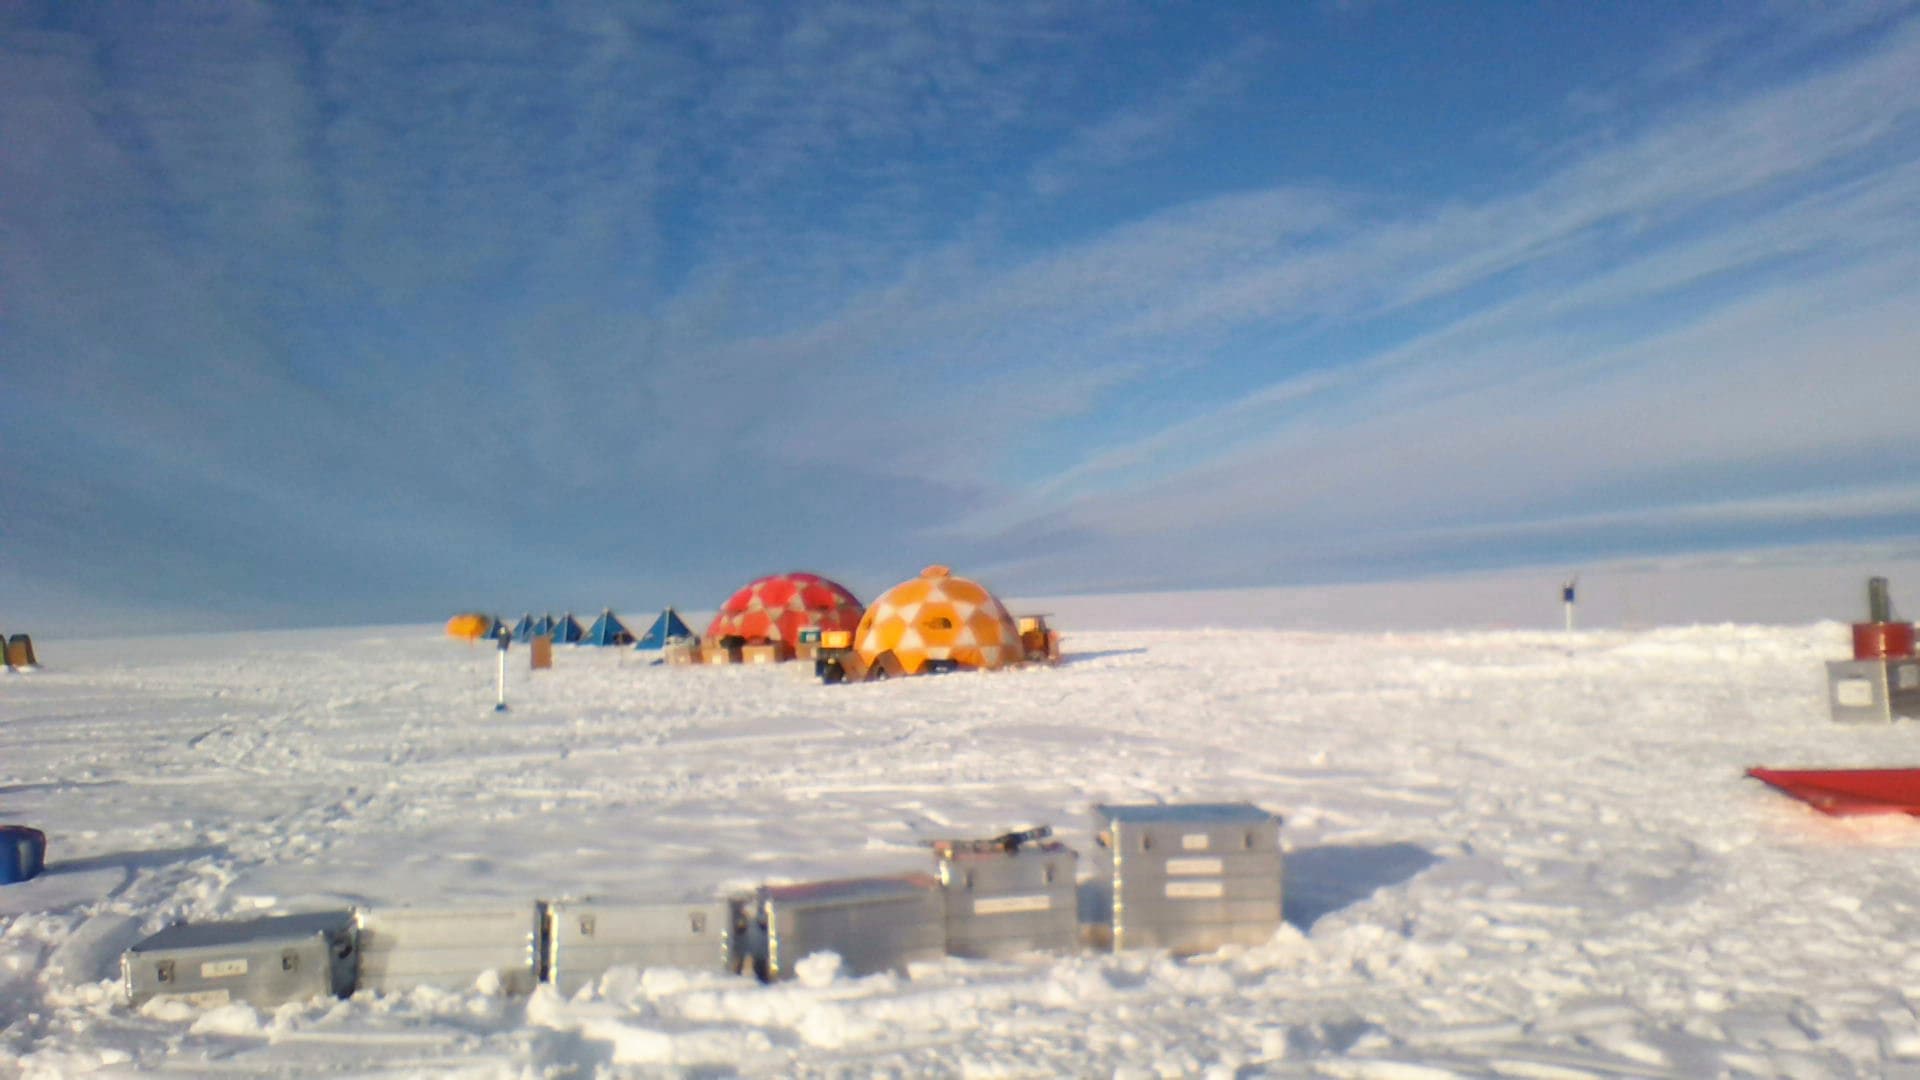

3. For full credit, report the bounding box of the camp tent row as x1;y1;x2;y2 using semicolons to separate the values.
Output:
497;608;695;650
500;613;583;644
447;566;1055;680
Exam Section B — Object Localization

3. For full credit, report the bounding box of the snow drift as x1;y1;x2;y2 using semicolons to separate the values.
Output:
4;618;1918;1076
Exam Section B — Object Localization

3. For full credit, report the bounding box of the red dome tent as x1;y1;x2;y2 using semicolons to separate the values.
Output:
706;572;864;652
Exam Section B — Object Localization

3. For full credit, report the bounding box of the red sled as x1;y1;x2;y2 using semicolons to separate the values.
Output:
1747;767;1920;816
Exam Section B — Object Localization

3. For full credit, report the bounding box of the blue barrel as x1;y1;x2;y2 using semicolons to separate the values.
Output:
0;826;47;885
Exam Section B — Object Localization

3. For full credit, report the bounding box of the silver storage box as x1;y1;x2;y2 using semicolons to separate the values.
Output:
354;904;540;995
545;898;746;996
123;910;357;1009
754;874;945;981
932;834;1078;959
1090;802;1284;955
1827;659;1920;723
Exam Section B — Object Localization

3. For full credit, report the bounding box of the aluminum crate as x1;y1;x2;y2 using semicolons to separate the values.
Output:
753;874;945;981
544;898;747;996
123;911;357;1009
354;903;540;995
932;835;1078;959
1090;802;1284;955
1827;659;1920;723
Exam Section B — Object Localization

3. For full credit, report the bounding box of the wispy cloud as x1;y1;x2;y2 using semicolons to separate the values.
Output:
1027;40;1270;198
3;3;1918;630
933;15;1920;587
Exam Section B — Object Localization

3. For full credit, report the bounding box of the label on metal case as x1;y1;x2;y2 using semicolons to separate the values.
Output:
200;959;249;979
156;989;233;1007
1164;857;1223;876
1165;880;1225;900
1181;834;1210;851
1836;678;1875;707
973;894;1052;916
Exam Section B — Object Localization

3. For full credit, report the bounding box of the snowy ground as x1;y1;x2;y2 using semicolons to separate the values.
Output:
5;617;1920;1077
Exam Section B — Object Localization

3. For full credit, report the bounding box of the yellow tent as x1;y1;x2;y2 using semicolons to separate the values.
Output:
445;612;494;640
852;565;1022;675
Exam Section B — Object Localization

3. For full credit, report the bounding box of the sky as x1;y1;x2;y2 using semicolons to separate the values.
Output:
4;1;1920;635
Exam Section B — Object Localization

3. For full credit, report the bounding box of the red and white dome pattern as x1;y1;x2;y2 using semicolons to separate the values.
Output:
705;572;864;649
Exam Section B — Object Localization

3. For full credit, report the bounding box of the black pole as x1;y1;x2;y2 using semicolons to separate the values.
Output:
1869;577;1892;623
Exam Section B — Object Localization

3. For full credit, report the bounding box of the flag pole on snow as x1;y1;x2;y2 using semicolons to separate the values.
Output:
1562;578;1578;633
494;625;511;712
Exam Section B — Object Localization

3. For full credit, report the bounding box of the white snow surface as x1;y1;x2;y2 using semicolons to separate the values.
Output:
5;618;1920;1077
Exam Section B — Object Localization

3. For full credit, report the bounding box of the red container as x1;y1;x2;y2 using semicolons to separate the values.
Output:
1853;622;1916;659
1749;768;1920;816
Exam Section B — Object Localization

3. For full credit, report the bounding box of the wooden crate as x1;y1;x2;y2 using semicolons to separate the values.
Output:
741;643;791;665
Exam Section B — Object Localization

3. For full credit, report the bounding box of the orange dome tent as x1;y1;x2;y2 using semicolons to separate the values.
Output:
851;565;1021;676
706;572;864;652
445;612;495;641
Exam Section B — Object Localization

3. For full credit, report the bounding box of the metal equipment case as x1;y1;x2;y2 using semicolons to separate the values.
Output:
354;904;540;994
752;874;945;980
931;830;1078;959
1089;802;1284;955
1827;658;1920;723
544;897;746;996
123;911;357;1008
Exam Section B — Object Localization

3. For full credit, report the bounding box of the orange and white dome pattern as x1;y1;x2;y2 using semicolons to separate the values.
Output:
854;566;1022;674
705;572;864;649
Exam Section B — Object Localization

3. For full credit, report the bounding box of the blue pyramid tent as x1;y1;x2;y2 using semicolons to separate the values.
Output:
511;614;535;642
532;613;555;639
583;609;634;646
635;607;697;650
484;616;507;640
550;613;584;644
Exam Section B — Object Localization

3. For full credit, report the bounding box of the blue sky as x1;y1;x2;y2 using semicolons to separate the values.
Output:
4;1;1920;633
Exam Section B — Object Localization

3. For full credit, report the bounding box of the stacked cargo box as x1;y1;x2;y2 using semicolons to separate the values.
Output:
752;874;945;980
116;800;1291;1009
795;628;822;662
354;904;541;995
1088;803;1284;954
544;897;746;996
123;911;357;1009
1828;657;1920;722
700;642;741;665
1829;577;1920;722
931;830;1078;959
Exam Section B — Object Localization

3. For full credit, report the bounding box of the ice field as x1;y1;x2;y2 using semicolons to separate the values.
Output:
5;613;1920;1077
